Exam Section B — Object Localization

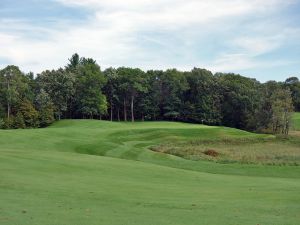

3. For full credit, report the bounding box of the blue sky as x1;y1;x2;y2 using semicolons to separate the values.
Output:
0;0;299;82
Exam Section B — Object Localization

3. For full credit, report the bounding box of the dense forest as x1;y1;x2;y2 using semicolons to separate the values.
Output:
0;53;299;134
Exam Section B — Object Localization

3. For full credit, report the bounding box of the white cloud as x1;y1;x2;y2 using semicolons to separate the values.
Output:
55;0;291;28
208;26;300;73
232;36;283;55
208;53;257;72
0;0;298;76
207;53;298;75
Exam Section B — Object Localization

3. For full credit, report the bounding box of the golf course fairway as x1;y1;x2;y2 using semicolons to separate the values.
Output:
0;120;299;225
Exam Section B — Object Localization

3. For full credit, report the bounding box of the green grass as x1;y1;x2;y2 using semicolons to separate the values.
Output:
1;120;300;225
292;112;300;130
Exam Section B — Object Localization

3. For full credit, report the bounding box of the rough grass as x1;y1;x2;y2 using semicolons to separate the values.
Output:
151;114;300;166
151;136;300;166
1;120;300;225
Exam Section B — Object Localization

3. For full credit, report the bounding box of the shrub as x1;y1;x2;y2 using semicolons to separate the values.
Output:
13;112;26;129
3;117;14;129
38;107;55;127
0;118;4;128
203;149;219;157
20;100;39;128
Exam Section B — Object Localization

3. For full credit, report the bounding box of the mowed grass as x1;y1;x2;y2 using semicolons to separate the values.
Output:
1;120;300;225
292;112;300;130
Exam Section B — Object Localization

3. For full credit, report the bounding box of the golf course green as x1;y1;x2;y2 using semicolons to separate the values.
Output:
1;120;300;225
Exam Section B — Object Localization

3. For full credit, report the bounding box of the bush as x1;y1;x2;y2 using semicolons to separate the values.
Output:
2;117;14;129
20;100;39;128
39;107;55;127
0;118;4;128
203;149;219;157
13;112;26;129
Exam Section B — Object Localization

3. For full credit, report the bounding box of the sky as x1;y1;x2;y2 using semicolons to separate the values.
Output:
0;0;299;82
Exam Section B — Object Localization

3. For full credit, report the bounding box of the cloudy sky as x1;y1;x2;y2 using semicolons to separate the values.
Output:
0;0;299;82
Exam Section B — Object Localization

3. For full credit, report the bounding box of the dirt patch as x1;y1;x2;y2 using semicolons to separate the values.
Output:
203;149;219;157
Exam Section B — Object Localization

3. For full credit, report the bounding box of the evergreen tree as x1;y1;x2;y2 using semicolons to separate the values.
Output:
75;58;107;119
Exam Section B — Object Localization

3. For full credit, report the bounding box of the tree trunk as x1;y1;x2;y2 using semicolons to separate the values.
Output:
131;95;134;122
7;101;10;120
68;100;72;119
7;80;10;120
124;98;127;121
110;98;113;121
117;108;120;122
283;111;289;135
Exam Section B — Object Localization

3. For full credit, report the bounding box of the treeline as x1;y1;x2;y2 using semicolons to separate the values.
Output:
0;53;299;134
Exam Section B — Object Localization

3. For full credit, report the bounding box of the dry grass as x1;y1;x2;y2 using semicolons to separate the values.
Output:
151;137;300;165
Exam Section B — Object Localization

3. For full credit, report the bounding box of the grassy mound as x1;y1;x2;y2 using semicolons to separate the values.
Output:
292;112;300;130
1;120;300;225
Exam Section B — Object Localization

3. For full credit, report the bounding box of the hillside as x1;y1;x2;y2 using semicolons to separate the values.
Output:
0;120;300;225
292;112;300;130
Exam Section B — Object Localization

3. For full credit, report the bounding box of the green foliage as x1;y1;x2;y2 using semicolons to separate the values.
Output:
160;69;188;119
0;118;4;128
36;89;55;127
269;88;293;134
36;68;75;120
1;54;299;132
103;67;119;121
38;108;54;127
0;104;5;118
19;99;39;128
216;73;260;129
0;65;34;123
66;53;80;72
2;117;14;129
163;111;180;119
285;77;300;111
143;71;163;119
183;68;221;124
255;82;294;134
75;58;107;118
117;67;148;121
13;112;26;129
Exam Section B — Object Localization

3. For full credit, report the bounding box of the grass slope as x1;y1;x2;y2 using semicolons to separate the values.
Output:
1;120;300;225
292;112;300;130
